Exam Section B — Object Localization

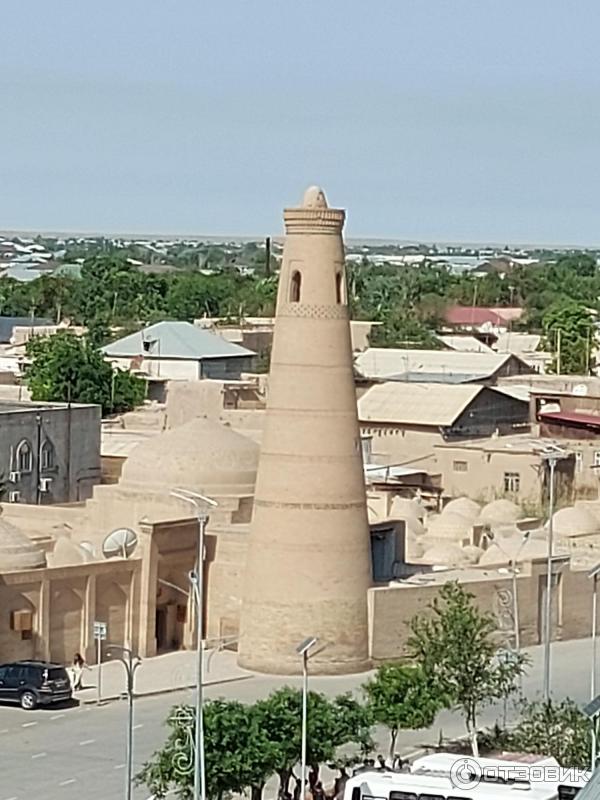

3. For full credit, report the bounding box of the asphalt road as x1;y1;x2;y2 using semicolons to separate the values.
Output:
0;636;595;800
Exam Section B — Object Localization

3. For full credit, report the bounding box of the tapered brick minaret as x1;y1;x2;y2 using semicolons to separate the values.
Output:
238;187;372;675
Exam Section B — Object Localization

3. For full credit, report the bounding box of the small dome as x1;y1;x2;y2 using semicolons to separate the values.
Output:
479;536;549;566
390;497;424;521
49;537;94;567
462;544;484;564
480;499;522;525
425;512;472;541
443;497;481;521
405;517;426;537
121;417;259;495
0;509;46;571
421;542;470;567
553;506;600;538
302;185;328;208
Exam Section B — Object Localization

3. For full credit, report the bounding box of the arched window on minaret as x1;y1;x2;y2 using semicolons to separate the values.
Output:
290;270;302;302
335;271;345;304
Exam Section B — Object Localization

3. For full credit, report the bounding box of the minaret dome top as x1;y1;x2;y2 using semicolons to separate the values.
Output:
302;185;328;209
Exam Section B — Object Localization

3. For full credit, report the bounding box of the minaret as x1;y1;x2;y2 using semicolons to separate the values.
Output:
238;186;372;675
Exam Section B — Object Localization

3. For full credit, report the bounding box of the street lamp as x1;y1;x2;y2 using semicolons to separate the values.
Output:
540;446;571;702
588;564;600;704
296;637;318;800
488;530;530;652
106;644;141;800
170;488;218;800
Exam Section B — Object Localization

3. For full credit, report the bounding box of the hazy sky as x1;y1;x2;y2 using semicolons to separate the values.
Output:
2;1;599;244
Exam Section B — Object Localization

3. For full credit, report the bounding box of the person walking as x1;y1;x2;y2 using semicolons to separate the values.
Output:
70;652;87;690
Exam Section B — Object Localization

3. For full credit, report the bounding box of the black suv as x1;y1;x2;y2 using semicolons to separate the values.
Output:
0;660;72;710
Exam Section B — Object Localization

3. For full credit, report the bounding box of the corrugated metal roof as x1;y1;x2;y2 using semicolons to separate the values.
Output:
358;381;482;426
103;321;255;360
355;347;516;381
540;410;600;428
437;335;494;353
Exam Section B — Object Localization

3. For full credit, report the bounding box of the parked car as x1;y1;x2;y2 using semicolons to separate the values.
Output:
0;660;72;710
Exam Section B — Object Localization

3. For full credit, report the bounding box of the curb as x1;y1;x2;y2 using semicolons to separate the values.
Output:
81;673;254;705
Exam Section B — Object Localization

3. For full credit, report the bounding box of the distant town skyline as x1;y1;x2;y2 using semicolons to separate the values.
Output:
1;1;599;244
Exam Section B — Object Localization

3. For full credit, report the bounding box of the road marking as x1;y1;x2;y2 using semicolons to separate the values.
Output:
133;723;143;730
22;721;37;728
59;778;76;786
3;796;18;800
114;763;126;770
79;738;95;746
0;728;9;733
50;713;65;720
32;752;47;759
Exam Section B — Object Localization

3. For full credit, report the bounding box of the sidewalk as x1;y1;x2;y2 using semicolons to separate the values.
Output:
77;648;252;704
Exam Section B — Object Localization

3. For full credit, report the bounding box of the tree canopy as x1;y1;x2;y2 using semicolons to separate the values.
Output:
24;331;146;415
407;581;527;756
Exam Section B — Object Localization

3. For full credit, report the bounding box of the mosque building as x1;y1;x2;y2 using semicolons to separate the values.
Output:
0;188;599;672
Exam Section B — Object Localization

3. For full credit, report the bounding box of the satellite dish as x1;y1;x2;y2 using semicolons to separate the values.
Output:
79;540;96;558
102;528;138;559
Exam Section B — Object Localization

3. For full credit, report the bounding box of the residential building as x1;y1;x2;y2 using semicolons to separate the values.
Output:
355;347;533;384
0;400;101;504
102;320;256;381
358;381;529;469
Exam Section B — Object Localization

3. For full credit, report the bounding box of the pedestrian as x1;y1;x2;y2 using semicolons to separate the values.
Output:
70;652;86;690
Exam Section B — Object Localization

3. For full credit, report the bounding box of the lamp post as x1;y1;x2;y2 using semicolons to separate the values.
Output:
589;565;600;701
540;447;571;702
106;645;141;800
296;637;318;800
170;488;218;800
588;565;600;771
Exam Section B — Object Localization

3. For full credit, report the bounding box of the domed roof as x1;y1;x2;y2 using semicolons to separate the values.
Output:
421;542;470;567
479;499;522;525
462;544;484;564
49;537;94;567
0;509;46;571
424;512;472;541
479;536;549;566
442;497;481;521
552;506;600;538
121;417;259;495
389;497;424;521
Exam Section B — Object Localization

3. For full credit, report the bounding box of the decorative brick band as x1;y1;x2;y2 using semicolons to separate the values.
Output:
284;207;345;235
278;303;349;320
254;499;365;510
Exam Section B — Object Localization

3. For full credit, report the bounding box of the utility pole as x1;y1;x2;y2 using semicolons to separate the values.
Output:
265;236;271;276
556;328;562;374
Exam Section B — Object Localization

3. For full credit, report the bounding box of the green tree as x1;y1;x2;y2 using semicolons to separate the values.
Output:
542;300;595;374
407;581;527;757
138;690;373;800
363;663;442;760
24;331;146;415
509;699;592;769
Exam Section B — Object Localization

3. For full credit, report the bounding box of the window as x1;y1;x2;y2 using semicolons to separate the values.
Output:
594;451;600;467
289;270;302;302
575;451;583;473
335;271;344;304
16;439;33;473
453;460;468;472
504;471;520;493
41;439;55;470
